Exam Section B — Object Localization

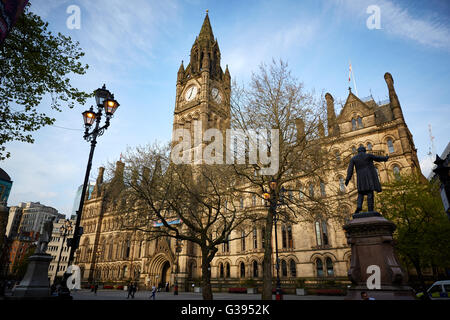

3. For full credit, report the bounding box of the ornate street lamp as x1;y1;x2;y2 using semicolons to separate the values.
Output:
265;179;285;300
54;219;73;284
63;84;120;295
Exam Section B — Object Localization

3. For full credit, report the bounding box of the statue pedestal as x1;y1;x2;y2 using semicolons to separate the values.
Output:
343;212;415;300
13;253;52;298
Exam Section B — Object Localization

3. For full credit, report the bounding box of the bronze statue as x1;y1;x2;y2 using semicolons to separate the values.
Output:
345;146;389;213
35;216;55;254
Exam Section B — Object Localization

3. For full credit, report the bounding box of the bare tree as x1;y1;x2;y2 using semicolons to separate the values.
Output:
229;60;338;300
111;143;256;300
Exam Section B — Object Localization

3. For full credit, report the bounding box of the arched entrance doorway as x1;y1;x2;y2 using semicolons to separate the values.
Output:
161;261;171;285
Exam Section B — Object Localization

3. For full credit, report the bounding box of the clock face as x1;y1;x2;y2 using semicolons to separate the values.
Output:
185;86;198;101
211;87;222;104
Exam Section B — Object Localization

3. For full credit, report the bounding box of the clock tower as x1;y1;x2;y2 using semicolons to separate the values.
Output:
173;12;231;150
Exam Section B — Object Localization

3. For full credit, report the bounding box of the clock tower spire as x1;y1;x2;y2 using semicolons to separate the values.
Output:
173;11;230;144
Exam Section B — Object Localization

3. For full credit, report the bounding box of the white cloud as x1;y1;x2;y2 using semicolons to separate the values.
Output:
336;0;450;50
419;155;435;178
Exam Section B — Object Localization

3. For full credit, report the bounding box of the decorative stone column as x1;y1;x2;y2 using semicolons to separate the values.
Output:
343;212;414;300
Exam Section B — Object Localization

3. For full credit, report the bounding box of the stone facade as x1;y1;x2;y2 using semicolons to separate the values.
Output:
75;14;421;291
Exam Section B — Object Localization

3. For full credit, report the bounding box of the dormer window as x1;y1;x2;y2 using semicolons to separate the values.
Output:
357;116;363;128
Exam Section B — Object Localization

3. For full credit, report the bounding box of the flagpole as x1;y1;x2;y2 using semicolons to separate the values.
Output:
352;66;359;97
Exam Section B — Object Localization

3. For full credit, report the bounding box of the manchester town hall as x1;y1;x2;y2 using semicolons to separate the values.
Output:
74;14;421;291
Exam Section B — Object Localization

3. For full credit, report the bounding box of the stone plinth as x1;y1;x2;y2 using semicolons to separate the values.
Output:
343;212;415;300
13;253;52;298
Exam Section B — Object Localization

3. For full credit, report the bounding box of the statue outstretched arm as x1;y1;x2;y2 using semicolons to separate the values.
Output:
370;154;389;162
345;159;354;186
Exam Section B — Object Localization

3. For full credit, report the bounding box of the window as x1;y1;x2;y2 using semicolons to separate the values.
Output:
352;119;357;131
289;259;297;277
315;220;329;246
241;231;246;252
339;177;346;193
387;139;395;153
240;198;244;209
125;240;131;258
252;195;257;206
335;151;341;163
326;258;334;276
253;228;258;249
219;263;224;278
393;165;401;180
309;183;314;198
253;261;258;278
223;236;230;253
357;116;363;128
367;142;373;151
240;262;245;278
315;222;322;246
352;146;357;154
281;260;288;277
316;259;324;277
282;224;293;249
299;185;304;199
226;263;230;278
261;226;265;249
320;182;326;197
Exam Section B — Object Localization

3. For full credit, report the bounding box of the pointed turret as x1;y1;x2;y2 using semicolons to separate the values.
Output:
198;11;214;43
295;118;305;143
325;93;339;136
187;11;222;79
177;60;184;82
318;118;325;138
384;72;404;121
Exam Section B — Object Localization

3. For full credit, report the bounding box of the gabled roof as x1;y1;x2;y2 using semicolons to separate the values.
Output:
337;91;374;122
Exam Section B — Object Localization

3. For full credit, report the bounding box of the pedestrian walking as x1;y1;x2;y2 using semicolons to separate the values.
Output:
132;282;137;298
165;282;169;292
127;282;133;299
150;284;156;300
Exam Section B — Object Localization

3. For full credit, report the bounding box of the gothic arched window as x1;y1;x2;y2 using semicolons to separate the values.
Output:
219;263;224;278
281;260;288;277
367;142;373;151
316;259;324;277
393;165;401;180
357;116;363;128
326;257;334;276
352;119;357;131
253;261;258;278
387;139;395;153
339;176;346;193
240;262;245;278
290;259;297;277
226;263;230;278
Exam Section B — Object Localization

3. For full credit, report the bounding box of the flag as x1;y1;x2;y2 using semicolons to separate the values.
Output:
349;62;352;83
0;0;29;44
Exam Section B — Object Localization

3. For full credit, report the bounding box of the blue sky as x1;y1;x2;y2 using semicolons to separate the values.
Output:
2;0;449;216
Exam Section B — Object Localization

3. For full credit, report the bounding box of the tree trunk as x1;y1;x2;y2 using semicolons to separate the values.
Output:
201;249;213;300
411;258;427;294
261;206;274;300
